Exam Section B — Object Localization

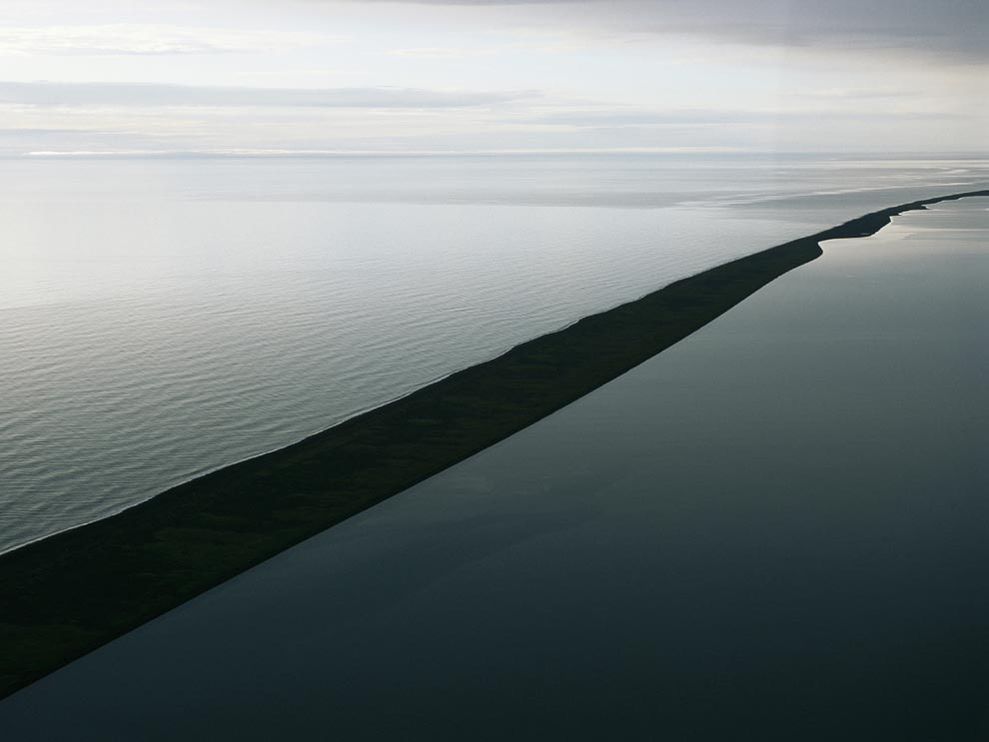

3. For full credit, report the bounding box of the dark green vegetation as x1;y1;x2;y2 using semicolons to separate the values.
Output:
1;190;986;699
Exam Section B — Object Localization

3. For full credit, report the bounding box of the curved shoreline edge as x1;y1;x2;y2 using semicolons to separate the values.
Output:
2;189;987;698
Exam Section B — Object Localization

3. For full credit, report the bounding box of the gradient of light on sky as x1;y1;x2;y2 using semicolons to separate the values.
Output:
0;0;986;155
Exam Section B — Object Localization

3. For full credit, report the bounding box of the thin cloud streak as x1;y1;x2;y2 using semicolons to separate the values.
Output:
517;109;959;128
0;24;325;56
0;81;536;108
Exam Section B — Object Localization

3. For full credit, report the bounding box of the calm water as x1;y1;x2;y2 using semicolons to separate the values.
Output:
1;196;985;739
1;154;988;552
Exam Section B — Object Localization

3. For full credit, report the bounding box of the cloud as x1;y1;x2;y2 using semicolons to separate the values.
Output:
0;81;535;108
348;0;989;61
793;88;914;101
390;46;498;58
518;107;956;128
0;127;87;136
0;24;323;56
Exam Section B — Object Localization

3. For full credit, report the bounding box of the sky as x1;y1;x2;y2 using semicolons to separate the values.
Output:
0;0;986;156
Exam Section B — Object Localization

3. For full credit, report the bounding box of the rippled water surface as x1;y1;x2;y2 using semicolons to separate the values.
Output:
2;154;988;552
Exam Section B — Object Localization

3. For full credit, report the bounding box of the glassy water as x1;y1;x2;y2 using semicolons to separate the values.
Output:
1;154;987;552
2;198;984;740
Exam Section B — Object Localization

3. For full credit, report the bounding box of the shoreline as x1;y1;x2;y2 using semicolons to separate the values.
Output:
2;188;987;698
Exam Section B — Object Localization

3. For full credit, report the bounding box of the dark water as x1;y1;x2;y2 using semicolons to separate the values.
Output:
1;200;987;740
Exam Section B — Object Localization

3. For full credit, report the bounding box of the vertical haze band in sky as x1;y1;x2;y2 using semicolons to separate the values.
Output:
0;0;986;156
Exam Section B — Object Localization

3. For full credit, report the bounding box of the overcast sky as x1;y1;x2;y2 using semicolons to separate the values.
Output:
1;0;986;155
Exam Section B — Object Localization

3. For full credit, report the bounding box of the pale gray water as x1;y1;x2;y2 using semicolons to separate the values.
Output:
1;154;988;552
1;198;985;739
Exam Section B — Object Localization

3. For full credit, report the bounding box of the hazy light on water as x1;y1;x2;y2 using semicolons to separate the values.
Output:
1;155;988;553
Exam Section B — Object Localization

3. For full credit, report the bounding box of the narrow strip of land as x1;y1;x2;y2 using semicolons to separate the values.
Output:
1;189;986;699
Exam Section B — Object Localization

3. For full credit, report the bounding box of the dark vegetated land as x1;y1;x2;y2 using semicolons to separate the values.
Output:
1;190;986;698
